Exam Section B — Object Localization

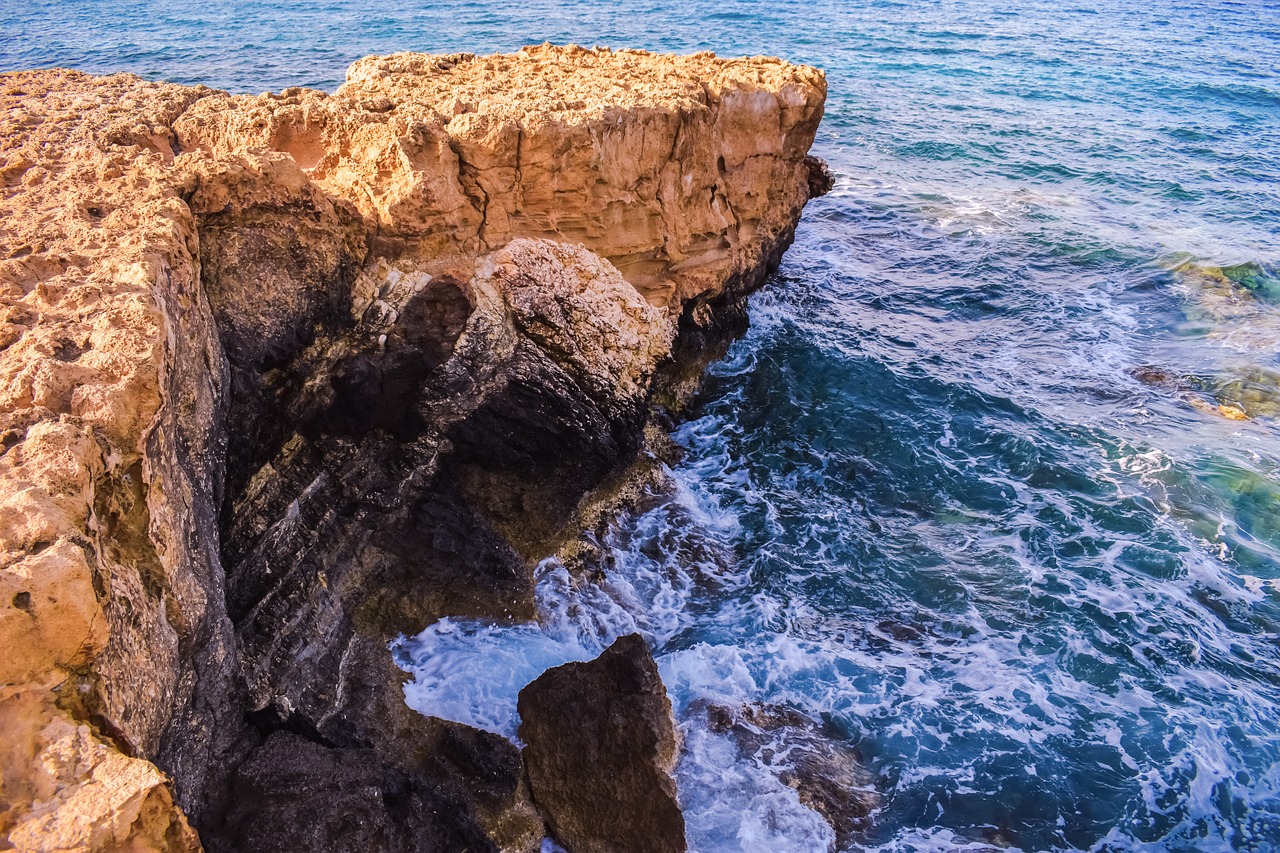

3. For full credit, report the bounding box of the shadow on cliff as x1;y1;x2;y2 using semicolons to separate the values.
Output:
129;47;835;853
176;173;830;853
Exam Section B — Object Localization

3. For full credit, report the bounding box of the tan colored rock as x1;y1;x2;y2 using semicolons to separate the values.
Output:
2;69;213;851
175;44;825;309
0;541;106;685
1;47;826;851
489;238;675;403
1;687;199;852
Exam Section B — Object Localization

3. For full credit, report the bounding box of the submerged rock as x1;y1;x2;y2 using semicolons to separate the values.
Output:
1127;364;1194;392
0;46;826;851
1127;364;1274;421
1171;259;1280;307
692;700;879;850
1213;366;1280;419
518;634;685;853
1186;396;1249;420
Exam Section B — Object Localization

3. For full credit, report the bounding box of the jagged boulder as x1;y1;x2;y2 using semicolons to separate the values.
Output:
518;634;685;853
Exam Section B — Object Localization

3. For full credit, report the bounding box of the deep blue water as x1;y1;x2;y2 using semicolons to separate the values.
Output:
6;2;1280;850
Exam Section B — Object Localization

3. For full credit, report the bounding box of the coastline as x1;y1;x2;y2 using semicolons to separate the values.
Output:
0;46;828;851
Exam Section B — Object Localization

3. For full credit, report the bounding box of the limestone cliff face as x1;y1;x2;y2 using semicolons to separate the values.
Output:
0;70;218;852
0;46;825;852
176;47;824;310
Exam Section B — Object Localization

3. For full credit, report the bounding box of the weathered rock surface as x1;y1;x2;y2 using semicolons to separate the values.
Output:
0;45;826;851
0;69;235;851
177;48;824;309
518;634;685;853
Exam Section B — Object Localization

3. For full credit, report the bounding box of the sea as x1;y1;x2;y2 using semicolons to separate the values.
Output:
4;1;1278;850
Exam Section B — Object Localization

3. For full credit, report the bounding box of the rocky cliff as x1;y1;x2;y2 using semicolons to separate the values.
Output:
0;46;826;851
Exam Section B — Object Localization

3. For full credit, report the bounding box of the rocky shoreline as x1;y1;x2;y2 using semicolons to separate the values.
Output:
0;46;828;851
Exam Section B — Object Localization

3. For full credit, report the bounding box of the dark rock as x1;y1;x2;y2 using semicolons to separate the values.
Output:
805;154;836;199
1127;364;1191;392
447;337;649;558
218;730;497;853
149;218;254;820
189;190;550;852
518;634;686;853
215;640;543;853
695;701;878;849
190;210;690;853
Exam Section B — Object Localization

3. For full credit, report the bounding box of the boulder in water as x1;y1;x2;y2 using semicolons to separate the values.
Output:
517;634;685;853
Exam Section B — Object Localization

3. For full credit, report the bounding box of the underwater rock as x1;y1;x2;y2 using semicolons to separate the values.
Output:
1213;367;1280;419
693;700;879;850
1128;365;1259;421
1164;258;1280;354
1170;259;1279;307
1127;364;1193;392
518;634;686;853
1186;396;1249;420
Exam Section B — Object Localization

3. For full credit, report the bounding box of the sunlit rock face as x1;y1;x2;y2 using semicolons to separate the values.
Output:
177;45;826;310
0;46;825;852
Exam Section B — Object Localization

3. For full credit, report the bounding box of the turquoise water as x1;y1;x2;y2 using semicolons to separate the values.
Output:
7;1;1280;850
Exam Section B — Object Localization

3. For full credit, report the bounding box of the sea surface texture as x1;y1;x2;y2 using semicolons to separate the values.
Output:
5;1;1279;850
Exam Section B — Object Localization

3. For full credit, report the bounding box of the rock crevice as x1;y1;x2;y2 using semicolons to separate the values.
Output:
0;45;827;852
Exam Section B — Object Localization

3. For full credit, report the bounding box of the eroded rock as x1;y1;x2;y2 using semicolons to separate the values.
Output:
1;46;826;851
518;634;685;853
176;45;827;310
0;69;238;852
0;686;201;852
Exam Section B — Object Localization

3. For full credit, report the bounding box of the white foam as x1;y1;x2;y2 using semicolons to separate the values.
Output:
396;462;746;740
395;616;597;739
858;825;1029;853
677;722;836;853
392;254;1280;851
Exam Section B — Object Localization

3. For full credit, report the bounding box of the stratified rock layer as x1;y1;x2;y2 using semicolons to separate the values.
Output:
518;634;685;853
0;46;826;851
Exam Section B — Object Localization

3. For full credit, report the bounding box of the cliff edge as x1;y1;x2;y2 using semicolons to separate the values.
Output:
0;45;826;852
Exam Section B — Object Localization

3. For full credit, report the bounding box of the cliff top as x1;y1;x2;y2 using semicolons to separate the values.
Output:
339;44;826;122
